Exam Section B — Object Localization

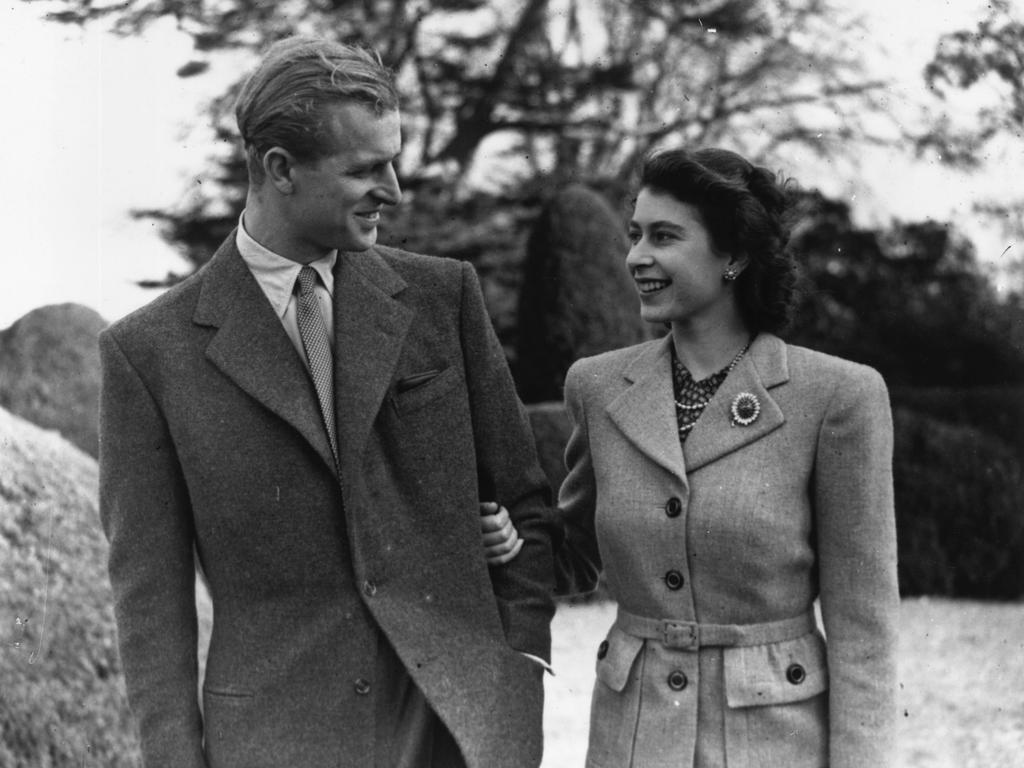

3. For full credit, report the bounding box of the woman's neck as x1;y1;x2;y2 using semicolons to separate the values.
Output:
670;318;752;381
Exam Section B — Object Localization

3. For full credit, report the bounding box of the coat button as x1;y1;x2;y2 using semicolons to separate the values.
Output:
363;581;377;597
667;670;688;691
354;678;372;695
597;640;609;660
664;570;685;590
665;497;683;518
786;663;806;685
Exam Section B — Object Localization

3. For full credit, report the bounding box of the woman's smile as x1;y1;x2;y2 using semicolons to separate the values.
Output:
635;277;672;294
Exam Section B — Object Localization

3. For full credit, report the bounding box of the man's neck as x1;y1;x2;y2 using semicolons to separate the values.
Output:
242;199;325;265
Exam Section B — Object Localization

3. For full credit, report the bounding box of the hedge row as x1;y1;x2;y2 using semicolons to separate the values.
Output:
527;389;1024;601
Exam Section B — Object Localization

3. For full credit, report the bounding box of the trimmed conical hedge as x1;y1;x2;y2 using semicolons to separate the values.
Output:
514;185;650;402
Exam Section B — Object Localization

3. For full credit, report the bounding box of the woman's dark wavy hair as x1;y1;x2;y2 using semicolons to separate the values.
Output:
638;147;801;334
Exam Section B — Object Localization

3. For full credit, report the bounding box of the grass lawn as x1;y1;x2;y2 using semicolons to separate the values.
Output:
541;598;1024;767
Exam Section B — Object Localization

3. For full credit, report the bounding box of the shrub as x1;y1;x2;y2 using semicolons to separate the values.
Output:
890;385;1024;456
526;401;572;496
0;304;106;458
514;184;649;402
525;401;609;603
0;407;141;767
893;406;1024;599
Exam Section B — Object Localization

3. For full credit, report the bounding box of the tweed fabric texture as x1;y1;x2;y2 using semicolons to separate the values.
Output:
99;233;555;768
295;266;338;461
555;333;899;768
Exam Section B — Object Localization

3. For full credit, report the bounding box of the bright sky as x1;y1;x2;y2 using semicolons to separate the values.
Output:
0;0;1019;329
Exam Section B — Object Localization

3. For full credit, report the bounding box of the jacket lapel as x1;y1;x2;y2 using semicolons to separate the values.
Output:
194;234;337;474
606;336;688;484
332;248;413;476
683;333;788;473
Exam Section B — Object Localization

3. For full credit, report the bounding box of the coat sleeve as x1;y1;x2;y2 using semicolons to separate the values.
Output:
813;365;900;768
553;361;603;596
99;329;208;768
456;262;556;662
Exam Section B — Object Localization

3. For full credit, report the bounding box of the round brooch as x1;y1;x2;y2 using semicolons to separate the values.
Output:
730;392;761;426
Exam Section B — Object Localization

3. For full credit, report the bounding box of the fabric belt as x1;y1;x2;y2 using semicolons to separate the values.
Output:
614;608;816;650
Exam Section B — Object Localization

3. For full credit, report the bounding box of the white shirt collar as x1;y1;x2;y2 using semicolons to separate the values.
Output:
235;211;336;318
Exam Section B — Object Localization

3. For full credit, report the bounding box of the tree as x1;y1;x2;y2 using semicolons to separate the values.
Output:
917;0;1024;291
920;0;1024;168
30;0;897;280
787;189;1024;387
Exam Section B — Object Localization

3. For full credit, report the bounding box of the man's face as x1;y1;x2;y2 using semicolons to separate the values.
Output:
286;102;402;254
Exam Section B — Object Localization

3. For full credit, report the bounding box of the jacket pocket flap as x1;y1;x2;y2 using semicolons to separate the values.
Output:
595;626;644;692
724;631;828;708
392;365;460;413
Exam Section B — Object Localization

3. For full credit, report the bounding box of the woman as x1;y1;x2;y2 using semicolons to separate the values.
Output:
483;147;899;767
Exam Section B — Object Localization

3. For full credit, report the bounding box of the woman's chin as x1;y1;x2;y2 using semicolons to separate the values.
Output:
638;306;672;326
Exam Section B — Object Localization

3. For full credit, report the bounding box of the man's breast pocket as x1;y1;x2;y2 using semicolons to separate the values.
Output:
391;365;462;415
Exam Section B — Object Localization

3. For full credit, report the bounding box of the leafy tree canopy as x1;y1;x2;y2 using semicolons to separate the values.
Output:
917;0;1024;255
30;0;896;274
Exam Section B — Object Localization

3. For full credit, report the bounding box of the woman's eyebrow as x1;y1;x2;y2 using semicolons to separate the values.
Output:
630;219;687;232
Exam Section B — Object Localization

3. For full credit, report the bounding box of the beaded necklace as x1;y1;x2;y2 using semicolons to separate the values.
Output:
671;339;751;443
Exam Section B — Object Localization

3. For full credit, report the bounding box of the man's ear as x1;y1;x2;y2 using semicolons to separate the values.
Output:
262;147;297;194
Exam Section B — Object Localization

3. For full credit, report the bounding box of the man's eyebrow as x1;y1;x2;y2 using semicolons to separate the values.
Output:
344;151;401;170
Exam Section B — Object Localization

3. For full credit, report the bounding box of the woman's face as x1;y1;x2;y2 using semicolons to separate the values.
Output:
626;187;744;329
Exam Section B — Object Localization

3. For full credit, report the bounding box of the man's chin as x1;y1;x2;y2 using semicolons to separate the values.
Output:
339;230;378;252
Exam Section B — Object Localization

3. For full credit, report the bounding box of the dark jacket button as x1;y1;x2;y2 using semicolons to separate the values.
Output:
665;497;683;518
786;663;806;685
597;640;609;660
354;678;372;695
668;670;688;691
664;570;685;590
363;581;377;597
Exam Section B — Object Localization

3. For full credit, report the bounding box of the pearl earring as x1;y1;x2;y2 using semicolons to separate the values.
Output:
723;267;739;281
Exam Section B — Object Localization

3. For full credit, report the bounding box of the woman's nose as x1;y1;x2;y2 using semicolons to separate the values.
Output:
626;243;652;270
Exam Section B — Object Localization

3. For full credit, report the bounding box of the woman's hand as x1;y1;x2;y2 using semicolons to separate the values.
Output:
479;501;523;565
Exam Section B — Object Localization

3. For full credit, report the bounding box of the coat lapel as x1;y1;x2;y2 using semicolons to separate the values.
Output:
606;336;688;484
683;333;789;473
194;234;338;474
332;248;413;475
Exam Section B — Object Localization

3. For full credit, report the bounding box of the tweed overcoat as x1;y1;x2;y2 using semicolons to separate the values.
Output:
98;234;556;768
556;333;899;768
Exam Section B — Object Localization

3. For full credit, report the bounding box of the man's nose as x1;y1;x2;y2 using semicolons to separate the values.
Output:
374;164;402;205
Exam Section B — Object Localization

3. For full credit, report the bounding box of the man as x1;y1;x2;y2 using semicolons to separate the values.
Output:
99;36;555;768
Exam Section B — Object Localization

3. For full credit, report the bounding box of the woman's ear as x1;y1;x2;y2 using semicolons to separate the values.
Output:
723;253;750;282
729;253;751;274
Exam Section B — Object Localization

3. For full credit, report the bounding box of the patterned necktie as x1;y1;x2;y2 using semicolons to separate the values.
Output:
295;266;338;463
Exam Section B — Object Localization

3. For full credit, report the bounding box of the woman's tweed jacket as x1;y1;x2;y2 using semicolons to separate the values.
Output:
556;332;899;768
